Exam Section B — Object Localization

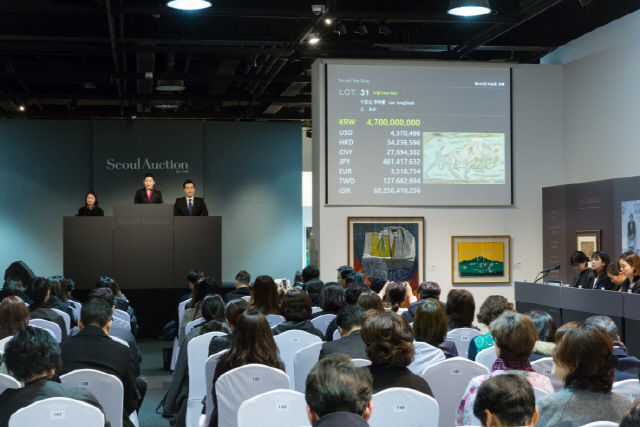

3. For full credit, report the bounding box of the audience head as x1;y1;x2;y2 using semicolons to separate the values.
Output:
305;279;325;306
446;289;476;329
0;296;29;339
472;374;538;427
357;290;385;312
79;299;112;330
250;275;281;315
570;251;590;272
305;354;373;425
65;277;75;293
302;265;320;283
620;398;640;427
3;276;24;294
413;299;448;347
221;309;283;370
345;283;369;305
368;277;385;294
490;311;537;359
47;276;68;303
553;321;616;392
87;287;115;308
202;294;226;322
26;277;50;305
192;277;220;303
4;326;62;382
591;251;610;278
337;265;354;287
224;298;249;330
526;310;557;343
187;269;205;287
95;276;121;298
607;262;627;286
417;281;441;300
477;295;514;327
336;305;365;337
319;284;347;313
620;251;640;279
385;281;407;313
346;272;367;287
294;269;304;283
280;288;313;322
361;310;414;367
235;270;250;288
585;315;620;342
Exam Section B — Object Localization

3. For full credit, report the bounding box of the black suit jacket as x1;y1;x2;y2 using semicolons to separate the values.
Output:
29;304;69;341
134;188;163;204
59;325;138;427
173;197;208;216
319;330;369;361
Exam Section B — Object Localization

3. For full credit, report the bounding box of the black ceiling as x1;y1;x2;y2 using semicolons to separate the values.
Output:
0;0;638;121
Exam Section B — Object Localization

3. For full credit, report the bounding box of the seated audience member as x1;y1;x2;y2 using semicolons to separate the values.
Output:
472;374;539;427
209;299;249;356
249;275;282;315
305;354;373;427
59;299;139;427
468;295;514;361
164;295;226;423
346;272;367;287
302;265;322;292
526;310;557;362
585;315;640;381
446;289;479;332
620;397;640;427
571;250;595;288
180;276;219;338
293;269;304;288
95;276;139;335
324;283;369;342
209;310;285;427
65;277;79;303
0;327;108;427
223;270;251;303
591;251;614;290
368;277;385;294
403;281;443;323
379;281;416;314
0;296;29;340
0;276;33;305
319;305;367;360
47;276;77;328
272;288;325;339
357;290;385;312
608;262;628;292
619;251;640;293
312;284;347;319
536;322;630;427
174;269;204;325
25;277;68;340
414;299;458;359
360;310;433;396
337;265;354;288
456;312;553;425
306;279;325;307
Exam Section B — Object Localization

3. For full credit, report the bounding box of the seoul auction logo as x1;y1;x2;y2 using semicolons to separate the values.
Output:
106;158;189;170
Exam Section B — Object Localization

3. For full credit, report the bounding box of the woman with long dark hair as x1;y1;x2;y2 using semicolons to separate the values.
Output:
311;284;347;318
413;299;458;358
47;276;77;328
249;275;281;315
619;251;640;293
77;191;104;216
446;289;479;331
591;251;613;290
180;277;220;336
0;296;29;340
0;277;32;305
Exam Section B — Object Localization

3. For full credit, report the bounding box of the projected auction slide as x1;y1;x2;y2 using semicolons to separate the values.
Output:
325;63;512;206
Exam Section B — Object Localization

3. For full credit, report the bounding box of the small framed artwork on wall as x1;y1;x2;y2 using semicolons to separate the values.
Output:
576;230;600;259
452;235;511;284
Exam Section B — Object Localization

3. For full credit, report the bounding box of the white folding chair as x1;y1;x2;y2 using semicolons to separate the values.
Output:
579;423;620;427
241;296;251;301
110;335;130;348
533;387;549;401
273;330;322;390
351;358;371;368
475;346;498;371
310;314;335;337
71;302;82;323
60;369;124;427
112;317;131;331
113;309;131;324
0;335;13;351
172;298;192;371
237;389;308;427
185;317;206;337
293;342;323;393
408;341;446;375
51;308;71;334
311;306;322;314
187;331;227;427
612;379;640;402
0;372;21;395
421;357;489;427
216;364;290;427
531;357;563;392
265;314;285;327
202;350;228;427
29;319;62;343
368;387;439;427
332;329;341;340
445;328;483;359
9;397;104;427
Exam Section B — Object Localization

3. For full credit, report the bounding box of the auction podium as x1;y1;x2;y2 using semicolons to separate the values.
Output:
63;204;221;289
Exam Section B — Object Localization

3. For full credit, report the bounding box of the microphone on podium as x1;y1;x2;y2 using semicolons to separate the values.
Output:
534;265;560;283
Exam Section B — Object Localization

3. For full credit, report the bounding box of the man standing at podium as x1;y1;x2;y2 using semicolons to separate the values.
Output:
134;173;163;204
173;179;208;216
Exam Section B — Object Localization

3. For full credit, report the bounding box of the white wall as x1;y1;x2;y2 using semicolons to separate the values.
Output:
312;60;565;317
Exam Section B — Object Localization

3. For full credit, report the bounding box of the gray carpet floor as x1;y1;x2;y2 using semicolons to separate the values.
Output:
137;339;174;427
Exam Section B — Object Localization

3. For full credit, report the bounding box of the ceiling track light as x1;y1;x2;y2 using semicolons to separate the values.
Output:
166;0;211;10
357;22;368;35
324;18;333;25
307;32;320;44
448;0;492;16
157;53;186;92
379;23;391;36
336;22;347;36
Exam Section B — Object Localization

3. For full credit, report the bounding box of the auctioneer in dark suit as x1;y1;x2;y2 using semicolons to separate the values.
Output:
59;325;138;427
318;329;369;361
173;196;208;216
134;188;163;204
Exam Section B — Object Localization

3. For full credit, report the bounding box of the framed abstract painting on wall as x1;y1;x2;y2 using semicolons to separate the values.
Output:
451;235;511;284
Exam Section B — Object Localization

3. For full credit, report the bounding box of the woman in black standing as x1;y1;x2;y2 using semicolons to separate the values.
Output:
77;191;104;216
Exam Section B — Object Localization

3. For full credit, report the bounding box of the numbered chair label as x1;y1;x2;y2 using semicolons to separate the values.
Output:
631;393;639;399
544;369;552;375
291;337;299;342
50;411;66;420
451;369;462;376
461;336;470;342
394;405;407;412
79;381;91;387
251;377;261;382
276;404;289;412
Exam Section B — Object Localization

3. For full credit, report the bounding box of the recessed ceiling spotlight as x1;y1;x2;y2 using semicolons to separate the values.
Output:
18;105;25;111
325;18;333;25
448;0;491;16
166;0;212;11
